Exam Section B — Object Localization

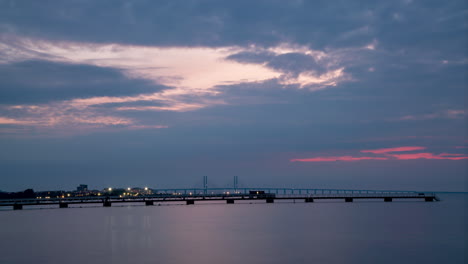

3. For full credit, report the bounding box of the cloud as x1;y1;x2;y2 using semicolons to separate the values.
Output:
0;35;358;135
291;156;388;162
278;68;348;90
291;146;468;162
0;60;165;104
127;125;169;130
0;35;354;92
0;35;356;108
2;104;132;126
0;2;465;139
360;146;426;154
388;153;468;160
226;43;353;90
0;117;34;125
0;102;168;136
0;36;280;90
338;26;372;41
398;110;466;121
0;0;377;48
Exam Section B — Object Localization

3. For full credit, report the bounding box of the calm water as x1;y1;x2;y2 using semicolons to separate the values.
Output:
0;194;466;264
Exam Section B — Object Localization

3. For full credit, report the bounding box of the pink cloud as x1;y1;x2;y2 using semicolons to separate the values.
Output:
361;146;426;154
291;156;388;162
388;153;468;160
0;117;35;125
291;146;468;162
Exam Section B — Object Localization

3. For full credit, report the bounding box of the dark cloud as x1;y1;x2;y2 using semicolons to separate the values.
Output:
267;53;329;76
225;51;275;64
0;0;464;53
0;0;466;191
0;60;166;104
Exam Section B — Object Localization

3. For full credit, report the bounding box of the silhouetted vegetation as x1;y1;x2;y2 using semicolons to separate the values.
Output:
0;189;36;199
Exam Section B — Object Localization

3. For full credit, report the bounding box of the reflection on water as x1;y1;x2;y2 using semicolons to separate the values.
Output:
0;195;466;264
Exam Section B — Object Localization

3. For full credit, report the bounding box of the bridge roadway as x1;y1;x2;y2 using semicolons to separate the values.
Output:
0;188;440;210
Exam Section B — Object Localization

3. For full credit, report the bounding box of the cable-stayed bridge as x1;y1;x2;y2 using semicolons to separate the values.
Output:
1;187;439;210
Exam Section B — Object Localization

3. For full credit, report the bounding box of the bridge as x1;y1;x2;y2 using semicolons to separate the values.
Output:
0;187;440;210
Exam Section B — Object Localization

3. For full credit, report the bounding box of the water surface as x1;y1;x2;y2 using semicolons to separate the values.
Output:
0;194;466;264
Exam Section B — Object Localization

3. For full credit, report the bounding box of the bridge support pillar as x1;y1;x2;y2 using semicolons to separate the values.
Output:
59;203;68;208
384;198;392;202
103;201;112;207
186;200;195;205
13;204;23;210
305;198;314;203
145;201;154;206
226;199;235;204
266;198;274;203
425;197;434;202
345;198;353;202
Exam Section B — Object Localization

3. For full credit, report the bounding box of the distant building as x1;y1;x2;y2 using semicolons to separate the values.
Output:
77;184;88;192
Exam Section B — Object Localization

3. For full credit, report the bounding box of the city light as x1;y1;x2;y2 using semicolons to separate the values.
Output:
144;187;148;191
108;187;112;191
127;187;131;191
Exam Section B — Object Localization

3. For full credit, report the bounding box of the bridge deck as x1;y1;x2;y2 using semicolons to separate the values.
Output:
0;192;440;209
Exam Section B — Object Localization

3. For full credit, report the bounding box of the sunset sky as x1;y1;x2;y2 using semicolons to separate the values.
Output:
0;0;466;191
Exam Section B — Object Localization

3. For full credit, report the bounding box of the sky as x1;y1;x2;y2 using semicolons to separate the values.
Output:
0;0;467;192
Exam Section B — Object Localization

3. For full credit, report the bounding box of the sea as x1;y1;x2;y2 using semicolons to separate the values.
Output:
0;193;466;264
